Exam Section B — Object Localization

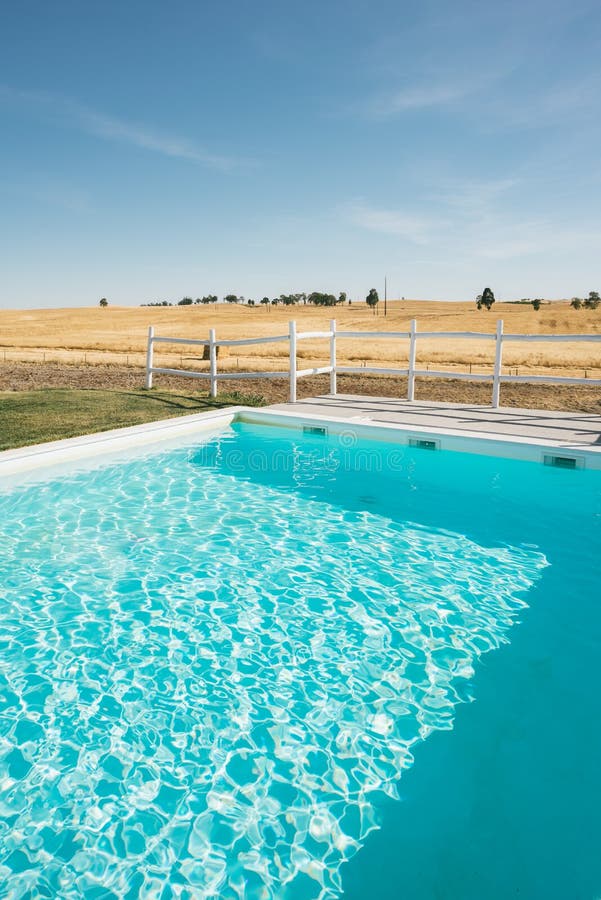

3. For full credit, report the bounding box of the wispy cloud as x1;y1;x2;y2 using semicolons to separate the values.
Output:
436;177;520;214
368;83;472;118
472;220;601;260
367;70;601;130
341;185;601;262
343;201;441;244
80;109;236;169
0;177;91;212
0;85;247;171
484;74;601;131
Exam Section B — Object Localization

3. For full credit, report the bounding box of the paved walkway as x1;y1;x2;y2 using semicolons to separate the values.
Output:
268;394;601;448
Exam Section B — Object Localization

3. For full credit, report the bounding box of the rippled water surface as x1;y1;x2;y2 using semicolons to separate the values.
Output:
0;422;599;898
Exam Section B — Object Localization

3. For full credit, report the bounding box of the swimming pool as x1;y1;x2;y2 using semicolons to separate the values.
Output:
0;419;599;898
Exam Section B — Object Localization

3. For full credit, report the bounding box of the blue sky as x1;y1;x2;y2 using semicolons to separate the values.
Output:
1;0;600;307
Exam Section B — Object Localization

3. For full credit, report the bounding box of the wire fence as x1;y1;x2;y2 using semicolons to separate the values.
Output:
2;346;601;380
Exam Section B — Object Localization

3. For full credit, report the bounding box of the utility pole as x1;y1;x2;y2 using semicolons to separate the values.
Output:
384;276;387;317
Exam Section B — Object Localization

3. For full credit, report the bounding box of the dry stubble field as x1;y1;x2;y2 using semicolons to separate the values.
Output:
1;301;600;412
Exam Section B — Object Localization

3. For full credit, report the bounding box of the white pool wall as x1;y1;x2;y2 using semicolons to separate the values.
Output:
1;403;600;481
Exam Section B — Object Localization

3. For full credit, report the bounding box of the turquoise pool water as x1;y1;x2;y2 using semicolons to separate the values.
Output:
0;422;599;898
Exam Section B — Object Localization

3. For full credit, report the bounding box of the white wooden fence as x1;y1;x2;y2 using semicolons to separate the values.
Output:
145;319;601;408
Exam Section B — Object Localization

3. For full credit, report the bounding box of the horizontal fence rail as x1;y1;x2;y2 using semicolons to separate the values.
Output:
145;320;601;407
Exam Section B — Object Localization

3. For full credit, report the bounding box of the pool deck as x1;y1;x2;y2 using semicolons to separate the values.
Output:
267;394;601;450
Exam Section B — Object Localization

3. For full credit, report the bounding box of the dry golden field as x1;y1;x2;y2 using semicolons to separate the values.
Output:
1;300;600;379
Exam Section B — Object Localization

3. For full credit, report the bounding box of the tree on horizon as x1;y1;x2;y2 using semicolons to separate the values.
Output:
476;287;495;311
366;288;379;314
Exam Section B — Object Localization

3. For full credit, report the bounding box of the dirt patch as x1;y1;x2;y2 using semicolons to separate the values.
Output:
1;361;600;413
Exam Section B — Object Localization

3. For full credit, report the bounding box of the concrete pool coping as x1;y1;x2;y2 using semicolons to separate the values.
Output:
1;396;600;477
241;398;601;469
266;394;601;446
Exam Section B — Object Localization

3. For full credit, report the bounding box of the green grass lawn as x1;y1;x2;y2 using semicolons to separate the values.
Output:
0;388;265;451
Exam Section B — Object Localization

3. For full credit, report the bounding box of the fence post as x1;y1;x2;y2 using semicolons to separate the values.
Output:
407;318;417;401
209;328;217;399
492;319;504;408
289;320;297;403
329;319;337;395
145;326;154;389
